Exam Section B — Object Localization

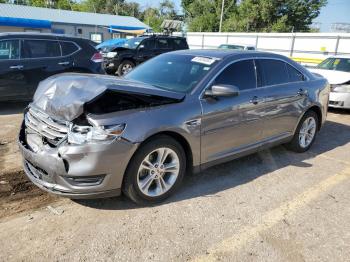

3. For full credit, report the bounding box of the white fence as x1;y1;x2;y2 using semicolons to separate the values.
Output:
175;32;350;65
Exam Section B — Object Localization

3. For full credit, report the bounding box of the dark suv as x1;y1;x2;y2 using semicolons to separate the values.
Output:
103;35;189;76
0;33;104;102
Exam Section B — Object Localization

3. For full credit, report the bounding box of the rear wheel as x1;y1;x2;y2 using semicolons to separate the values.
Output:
286;110;318;153
117;60;135;76
123;135;186;205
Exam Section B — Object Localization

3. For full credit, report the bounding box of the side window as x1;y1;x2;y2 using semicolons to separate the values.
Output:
258;59;289;86
141;39;155;49
156;39;170;49
286;63;305;82
0;40;20;60
173;39;188;49
23;40;61;58
60;41;79;56
215;60;257;91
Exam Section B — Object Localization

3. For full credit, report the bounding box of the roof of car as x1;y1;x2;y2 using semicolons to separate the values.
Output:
139;34;186;39
1;32;77;38
171;49;283;59
219;43;255;47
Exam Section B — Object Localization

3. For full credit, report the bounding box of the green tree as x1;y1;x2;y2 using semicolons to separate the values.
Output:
159;0;177;18
182;0;237;32
142;0;178;32
182;0;327;32
143;7;163;32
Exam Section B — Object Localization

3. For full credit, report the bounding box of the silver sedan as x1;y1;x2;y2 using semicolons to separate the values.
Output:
18;50;330;204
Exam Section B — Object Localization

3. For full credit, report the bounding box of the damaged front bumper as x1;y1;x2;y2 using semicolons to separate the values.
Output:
18;122;138;199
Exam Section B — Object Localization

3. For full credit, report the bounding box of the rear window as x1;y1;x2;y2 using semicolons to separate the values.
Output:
23;40;61;58
172;39;188;49
60;41;79;56
0;40;20;60
286;63;305;82
257;59;289;86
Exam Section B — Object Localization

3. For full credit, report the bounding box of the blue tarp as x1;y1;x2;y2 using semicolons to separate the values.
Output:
96;38;127;49
0;16;51;29
108;25;147;33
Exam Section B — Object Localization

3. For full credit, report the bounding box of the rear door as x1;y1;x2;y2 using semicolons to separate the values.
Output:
57;40;80;71
256;59;308;140
21;38;63;97
0;39;29;100
155;38;172;55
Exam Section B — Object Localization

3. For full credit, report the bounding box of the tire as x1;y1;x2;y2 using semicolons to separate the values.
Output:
286;110;319;153
117;60;135;76
122;135;186;205
105;68;116;75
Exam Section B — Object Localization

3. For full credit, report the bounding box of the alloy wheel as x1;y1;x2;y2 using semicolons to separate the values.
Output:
122;64;133;74
298;116;316;148
136;147;180;197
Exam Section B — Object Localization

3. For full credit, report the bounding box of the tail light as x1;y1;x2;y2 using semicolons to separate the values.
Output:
91;52;103;63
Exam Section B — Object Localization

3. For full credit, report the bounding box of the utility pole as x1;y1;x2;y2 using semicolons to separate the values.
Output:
219;0;225;32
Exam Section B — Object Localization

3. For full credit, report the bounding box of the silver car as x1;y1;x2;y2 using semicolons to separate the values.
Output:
18;50;330;204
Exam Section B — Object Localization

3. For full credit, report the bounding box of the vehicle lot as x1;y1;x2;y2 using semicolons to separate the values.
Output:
0;102;349;261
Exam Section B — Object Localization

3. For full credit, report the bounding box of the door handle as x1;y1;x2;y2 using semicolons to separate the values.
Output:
250;96;259;105
9;65;24;70
297;88;308;96
58;61;70;66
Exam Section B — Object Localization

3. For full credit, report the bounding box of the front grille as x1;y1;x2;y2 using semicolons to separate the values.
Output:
25;107;68;146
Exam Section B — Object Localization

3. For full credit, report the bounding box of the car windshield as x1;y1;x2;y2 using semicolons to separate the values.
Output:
122;37;142;49
124;54;218;93
317;58;350;72
219;44;244;50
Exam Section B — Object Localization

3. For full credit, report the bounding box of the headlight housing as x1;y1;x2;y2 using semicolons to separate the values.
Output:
106;52;117;58
331;83;350;93
68;124;126;145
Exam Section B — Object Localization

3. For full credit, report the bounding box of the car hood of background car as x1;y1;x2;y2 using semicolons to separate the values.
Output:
309;68;350;85
32;73;185;122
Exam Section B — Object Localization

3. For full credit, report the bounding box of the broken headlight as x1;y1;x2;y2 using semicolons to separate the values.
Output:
68;124;126;145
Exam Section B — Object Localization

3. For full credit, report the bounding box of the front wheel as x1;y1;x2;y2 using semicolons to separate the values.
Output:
122;136;186;205
117;60;135;76
286;110;318;153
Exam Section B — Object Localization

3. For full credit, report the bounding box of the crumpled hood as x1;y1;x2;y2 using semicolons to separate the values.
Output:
309;68;350;85
33;73;185;122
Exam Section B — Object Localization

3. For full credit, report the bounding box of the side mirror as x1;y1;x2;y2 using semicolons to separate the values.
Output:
204;84;240;97
138;44;145;50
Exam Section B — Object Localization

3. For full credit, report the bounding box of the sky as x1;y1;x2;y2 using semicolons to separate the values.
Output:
129;0;350;32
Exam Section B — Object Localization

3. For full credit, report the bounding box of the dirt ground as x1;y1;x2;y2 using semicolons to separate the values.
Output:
0;103;349;261
0;102;58;219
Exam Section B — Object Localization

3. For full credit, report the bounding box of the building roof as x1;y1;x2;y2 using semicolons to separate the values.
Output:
0;3;149;29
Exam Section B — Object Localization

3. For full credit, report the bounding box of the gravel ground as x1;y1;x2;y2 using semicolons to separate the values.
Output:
0;103;349;262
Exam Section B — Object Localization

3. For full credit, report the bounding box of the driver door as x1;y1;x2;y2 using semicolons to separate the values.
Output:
137;39;155;64
200;59;266;163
